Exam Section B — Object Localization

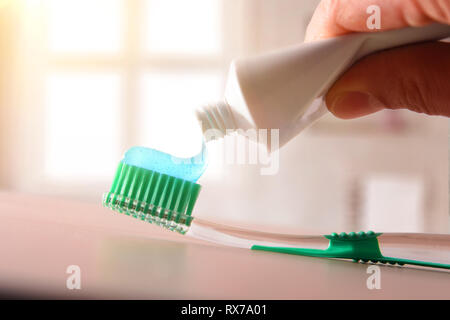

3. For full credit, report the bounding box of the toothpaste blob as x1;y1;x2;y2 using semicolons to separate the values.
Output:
122;143;207;182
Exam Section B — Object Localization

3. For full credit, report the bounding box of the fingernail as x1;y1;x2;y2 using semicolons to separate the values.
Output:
329;91;385;119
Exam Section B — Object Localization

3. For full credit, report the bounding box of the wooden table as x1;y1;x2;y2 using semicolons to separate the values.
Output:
0;192;448;299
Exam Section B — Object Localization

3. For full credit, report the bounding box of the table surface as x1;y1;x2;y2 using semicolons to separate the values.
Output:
0;191;449;299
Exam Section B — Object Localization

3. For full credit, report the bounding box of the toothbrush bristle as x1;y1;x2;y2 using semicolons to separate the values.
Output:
102;162;201;234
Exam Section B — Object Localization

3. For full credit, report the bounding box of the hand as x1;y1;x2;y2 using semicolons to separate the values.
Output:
305;0;450;119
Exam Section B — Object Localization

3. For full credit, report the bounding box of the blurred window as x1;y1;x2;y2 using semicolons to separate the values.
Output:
42;0;223;181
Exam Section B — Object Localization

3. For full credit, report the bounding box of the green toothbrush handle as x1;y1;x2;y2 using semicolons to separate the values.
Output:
381;257;450;270
251;247;338;258
252;231;450;270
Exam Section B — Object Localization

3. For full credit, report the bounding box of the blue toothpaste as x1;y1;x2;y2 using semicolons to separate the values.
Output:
122;143;207;182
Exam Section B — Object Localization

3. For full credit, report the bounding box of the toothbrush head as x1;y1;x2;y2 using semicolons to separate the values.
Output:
103;161;201;234
103;145;206;234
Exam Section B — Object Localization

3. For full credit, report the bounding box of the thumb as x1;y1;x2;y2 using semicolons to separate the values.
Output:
325;41;450;119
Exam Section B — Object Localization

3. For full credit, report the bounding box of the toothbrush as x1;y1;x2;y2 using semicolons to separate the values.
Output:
102;146;450;271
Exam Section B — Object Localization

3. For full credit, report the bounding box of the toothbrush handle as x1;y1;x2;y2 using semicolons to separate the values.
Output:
251;231;450;270
377;233;450;266
188;222;450;269
187;219;329;249
382;257;450;270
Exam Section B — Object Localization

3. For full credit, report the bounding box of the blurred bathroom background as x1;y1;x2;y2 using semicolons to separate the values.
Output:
0;0;448;234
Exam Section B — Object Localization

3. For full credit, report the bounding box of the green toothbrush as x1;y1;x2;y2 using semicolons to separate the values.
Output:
103;147;450;271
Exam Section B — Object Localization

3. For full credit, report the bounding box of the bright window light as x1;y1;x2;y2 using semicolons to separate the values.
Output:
46;0;122;53
139;71;222;158
145;0;221;54
45;73;121;179
362;175;424;232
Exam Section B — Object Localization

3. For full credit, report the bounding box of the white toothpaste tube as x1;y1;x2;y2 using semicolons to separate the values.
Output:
196;23;450;150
